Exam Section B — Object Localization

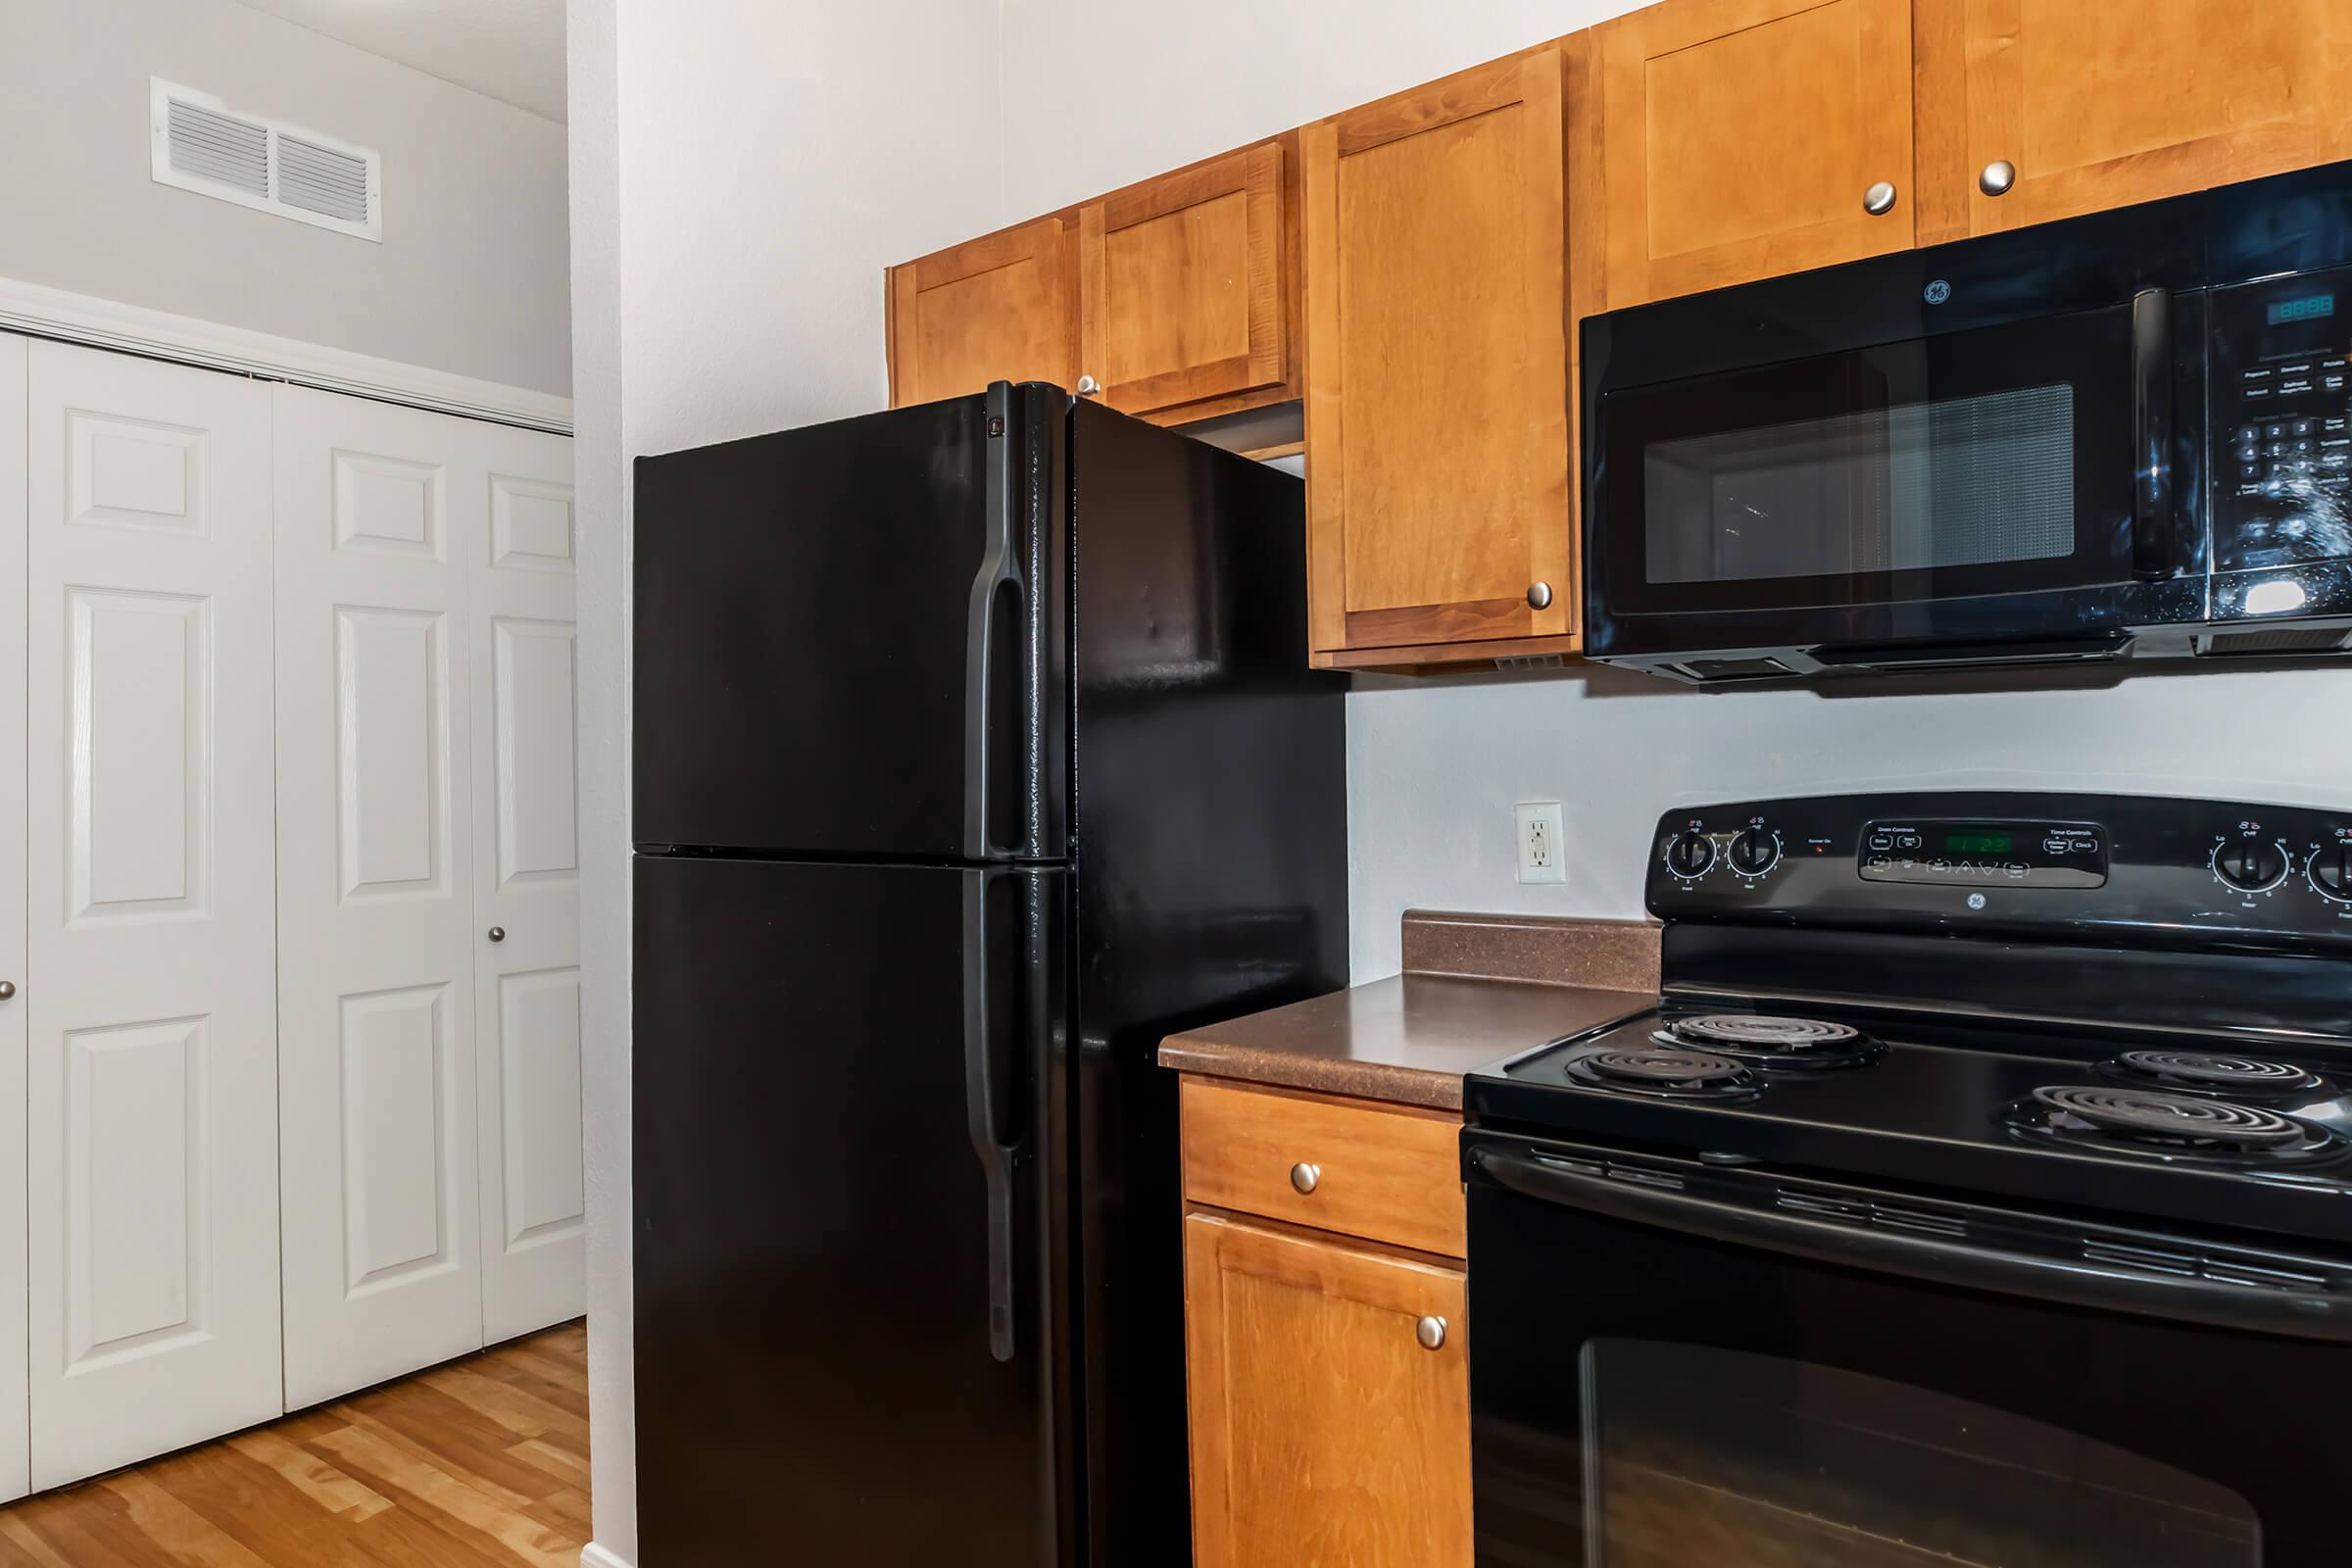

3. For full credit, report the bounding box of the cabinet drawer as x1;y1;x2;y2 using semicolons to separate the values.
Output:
1180;1077;1464;1257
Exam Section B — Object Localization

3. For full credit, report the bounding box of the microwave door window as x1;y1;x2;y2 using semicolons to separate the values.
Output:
1642;382;2080;588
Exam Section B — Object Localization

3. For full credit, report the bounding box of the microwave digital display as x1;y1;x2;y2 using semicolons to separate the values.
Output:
2266;292;2335;325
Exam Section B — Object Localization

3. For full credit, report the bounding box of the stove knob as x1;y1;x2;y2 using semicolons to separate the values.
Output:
2214;839;2289;893
1728;829;1781;877
2308;843;2352;903
1666;831;1716;879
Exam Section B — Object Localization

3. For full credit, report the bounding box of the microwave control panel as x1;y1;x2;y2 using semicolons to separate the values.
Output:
2211;263;2352;571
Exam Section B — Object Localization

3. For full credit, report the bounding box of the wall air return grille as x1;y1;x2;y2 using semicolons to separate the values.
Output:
151;79;381;242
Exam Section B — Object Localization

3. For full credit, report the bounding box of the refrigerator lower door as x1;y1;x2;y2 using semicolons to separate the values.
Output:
633;854;1069;1565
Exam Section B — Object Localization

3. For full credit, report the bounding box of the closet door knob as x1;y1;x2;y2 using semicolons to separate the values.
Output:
0;981;15;1001
487;927;506;944
1863;180;1897;216
1980;160;2017;197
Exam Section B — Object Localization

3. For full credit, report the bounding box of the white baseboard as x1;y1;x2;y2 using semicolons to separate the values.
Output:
582;1544;633;1568
0;273;572;434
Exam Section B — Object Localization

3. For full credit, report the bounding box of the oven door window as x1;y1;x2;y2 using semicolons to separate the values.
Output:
1585;1340;2254;1567
1600;306;2139;614
1469;1175;2340;1566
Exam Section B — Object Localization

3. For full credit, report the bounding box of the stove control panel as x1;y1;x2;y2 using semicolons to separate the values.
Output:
1858;819;2105;889
1647;793;2352;944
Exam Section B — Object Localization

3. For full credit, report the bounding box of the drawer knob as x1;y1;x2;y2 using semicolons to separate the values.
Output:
1289;1161;1321;1195
1862;179;1897;216
1415;1315;1447;1351
1980;159;2017;197
1526;580;1552;611
1076;374;1102;396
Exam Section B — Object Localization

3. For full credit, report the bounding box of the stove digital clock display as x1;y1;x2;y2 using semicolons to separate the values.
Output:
1943;832;2014;856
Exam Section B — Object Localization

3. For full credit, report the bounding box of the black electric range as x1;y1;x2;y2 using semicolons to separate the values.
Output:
1463;791;2352;1568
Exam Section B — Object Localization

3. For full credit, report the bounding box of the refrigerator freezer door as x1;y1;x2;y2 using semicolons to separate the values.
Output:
632;385;1068;860
633;854;1070;1565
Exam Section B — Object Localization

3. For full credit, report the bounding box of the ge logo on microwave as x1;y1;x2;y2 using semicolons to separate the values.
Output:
1924;279;1953;305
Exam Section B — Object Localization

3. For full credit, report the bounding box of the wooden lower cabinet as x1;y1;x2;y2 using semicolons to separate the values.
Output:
1183;1212;1472;1568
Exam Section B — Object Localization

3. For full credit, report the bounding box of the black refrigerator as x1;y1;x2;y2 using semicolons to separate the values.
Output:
631;383;1348;1566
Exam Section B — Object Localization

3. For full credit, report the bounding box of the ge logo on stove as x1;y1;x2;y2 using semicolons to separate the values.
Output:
1966;893;1987;909
1924;279;1952;305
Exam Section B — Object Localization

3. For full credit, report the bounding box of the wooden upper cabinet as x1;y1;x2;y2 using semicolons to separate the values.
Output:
1914;0;2352;243
1592;0;1915;308
1302;46;1575;662
1183;1214;1471;1568
886;216;1077;407
1078;141;1297;421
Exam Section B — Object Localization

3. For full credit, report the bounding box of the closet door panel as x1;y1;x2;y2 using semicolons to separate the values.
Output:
24;342;279;1490
468;426;584;1342
272;386;485;1410
0;334;28;1504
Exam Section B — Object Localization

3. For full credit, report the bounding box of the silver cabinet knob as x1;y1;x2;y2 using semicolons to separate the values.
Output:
1076;374;1101;396
0;981;14;1002
1979;160;2017;197
1863;179;1897;216
1289;1161;1321;1195
1415;1315;1447;1350
487;927;506;943
1526;581;1553;611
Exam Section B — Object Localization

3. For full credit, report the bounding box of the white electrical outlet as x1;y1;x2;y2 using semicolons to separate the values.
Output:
1515;801;1566;885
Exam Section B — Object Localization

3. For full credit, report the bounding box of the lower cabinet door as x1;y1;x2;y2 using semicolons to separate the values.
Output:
1183;1212;1471;1567
24;341;283;1489
465;419;585;1344
273;385;487;1409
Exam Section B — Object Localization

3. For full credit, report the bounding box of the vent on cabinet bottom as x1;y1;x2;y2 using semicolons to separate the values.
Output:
2194;627;2350;658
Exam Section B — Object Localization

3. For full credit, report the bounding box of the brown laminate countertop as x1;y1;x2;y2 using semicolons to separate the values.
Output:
1158;973;1654;1112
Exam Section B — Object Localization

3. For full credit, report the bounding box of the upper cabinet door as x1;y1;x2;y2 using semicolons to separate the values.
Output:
1302;47;1574;660
887;216;1078;406
1593;0;1915;307
1914;0;2352;243
1077;140;1295;421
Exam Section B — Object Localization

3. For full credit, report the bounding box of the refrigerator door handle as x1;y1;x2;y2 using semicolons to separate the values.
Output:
962;868;1019;1362
963;382;1027;861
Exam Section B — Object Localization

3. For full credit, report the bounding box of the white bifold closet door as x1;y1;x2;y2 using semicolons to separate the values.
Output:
465;423;585;1346
24;341;282;1489
272;388;487;1407
274;385;581;1407
0;334;29;1504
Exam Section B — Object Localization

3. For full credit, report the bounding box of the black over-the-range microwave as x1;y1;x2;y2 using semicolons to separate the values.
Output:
1582;160;2352;682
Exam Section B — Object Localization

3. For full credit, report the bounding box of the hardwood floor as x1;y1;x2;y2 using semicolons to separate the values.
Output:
0;1322;590;1567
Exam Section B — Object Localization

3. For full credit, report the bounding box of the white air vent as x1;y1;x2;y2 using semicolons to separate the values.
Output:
151;79;381;242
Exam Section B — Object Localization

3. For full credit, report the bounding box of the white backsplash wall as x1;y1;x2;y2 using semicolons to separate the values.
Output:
1347;662;2352;981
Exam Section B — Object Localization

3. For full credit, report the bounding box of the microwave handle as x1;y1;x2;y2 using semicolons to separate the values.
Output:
1471;1145;2352;1344
2130;285;2177;580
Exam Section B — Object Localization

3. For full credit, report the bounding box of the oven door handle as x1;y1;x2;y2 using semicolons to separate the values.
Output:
1471;1147;2352;1343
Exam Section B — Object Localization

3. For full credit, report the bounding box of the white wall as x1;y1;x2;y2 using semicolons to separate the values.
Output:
0;0;572;395
1001;0;1626;219
573;1;1003;1560
1348;662;2352;978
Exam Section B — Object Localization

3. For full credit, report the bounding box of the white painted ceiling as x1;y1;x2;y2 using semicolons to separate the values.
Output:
230;0;568;122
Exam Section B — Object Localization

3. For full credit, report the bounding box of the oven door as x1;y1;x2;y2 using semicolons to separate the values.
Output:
1465;1133;2352;1568
1584;296;2194;671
